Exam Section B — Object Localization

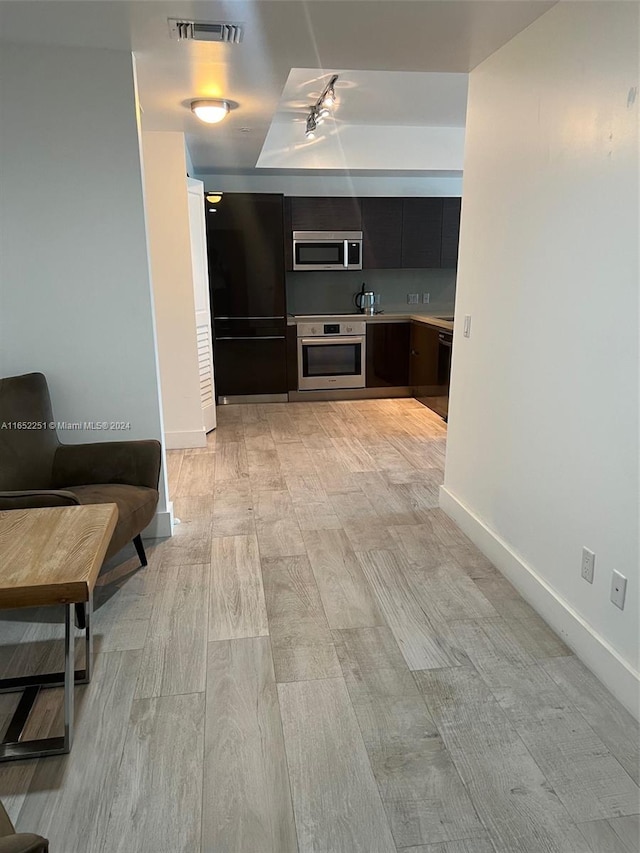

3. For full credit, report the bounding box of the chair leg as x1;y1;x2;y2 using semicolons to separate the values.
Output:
133;534;147;567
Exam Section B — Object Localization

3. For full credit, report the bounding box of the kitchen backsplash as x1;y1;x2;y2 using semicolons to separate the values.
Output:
286;268;456;316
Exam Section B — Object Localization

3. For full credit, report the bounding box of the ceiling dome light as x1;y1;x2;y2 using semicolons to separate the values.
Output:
191;99;230;124
206;193;223;203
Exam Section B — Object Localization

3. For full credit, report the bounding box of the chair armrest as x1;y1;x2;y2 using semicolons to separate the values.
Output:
0;490;80;511
0;833;48;852
52;440;161;490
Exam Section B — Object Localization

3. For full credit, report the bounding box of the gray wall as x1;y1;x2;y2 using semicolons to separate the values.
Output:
286;268;456;316
0;42;171;531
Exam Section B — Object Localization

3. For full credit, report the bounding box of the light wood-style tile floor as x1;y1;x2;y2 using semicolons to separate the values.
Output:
0;399;638;852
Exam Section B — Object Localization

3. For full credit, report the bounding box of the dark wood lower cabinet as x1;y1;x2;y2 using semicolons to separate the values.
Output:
366;323;411;387
410;322;450;419
214;338;288;397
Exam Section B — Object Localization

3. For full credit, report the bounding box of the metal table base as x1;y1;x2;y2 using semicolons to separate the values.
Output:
0;596;92;761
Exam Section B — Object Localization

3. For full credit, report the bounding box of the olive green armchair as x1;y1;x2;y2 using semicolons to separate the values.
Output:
0;801;47;853
0;372;161;572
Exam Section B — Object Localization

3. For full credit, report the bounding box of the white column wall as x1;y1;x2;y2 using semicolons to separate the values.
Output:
442;2;639;715
141;132;205;450
0;42;171;535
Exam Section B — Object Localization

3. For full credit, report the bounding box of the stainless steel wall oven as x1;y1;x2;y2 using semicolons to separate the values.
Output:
296;320;366;391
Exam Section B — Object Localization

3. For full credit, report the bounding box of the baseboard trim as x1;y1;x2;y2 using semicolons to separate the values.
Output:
164;429;207;450
143;502;174;539
439;485;640;720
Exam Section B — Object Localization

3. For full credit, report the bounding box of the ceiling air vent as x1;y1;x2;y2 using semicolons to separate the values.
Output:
168;19;243;44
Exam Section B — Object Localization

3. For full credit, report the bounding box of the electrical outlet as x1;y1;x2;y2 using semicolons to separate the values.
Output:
407;293;419;305
463;315;471;338
581;547;595;583
610;570;627;609
423;292;430;304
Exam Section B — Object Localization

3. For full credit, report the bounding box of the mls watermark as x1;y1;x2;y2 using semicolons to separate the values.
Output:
1;421;132;431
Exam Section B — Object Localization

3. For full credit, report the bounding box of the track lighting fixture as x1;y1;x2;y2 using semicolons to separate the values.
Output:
305;110;318;139
304;74;339;140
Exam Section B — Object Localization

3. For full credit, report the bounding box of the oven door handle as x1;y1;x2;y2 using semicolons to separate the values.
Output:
300;336;364;346
343;240;349;268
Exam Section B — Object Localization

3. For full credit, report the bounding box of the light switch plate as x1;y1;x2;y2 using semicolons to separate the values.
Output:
463;314;471;337
407;293;419;305
422;293;430;304
610;570;627;609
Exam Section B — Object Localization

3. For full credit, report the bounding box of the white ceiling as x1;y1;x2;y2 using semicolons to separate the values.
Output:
256;68;468;170
0;1;555;173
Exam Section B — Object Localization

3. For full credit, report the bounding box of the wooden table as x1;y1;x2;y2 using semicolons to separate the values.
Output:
0;504;118;761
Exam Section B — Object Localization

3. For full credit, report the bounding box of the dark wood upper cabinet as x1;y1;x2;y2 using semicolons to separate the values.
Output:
290;197;362;231
361;197;403;270
401;198;443;268
441;197;462;268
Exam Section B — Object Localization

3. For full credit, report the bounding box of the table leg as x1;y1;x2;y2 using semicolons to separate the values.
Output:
0;598;92;761
63;603;74;752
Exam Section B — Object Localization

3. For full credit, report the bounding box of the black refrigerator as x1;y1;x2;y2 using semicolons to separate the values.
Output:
205;193;288;401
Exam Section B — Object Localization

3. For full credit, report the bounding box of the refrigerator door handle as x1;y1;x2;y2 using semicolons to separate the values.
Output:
215;335;285;341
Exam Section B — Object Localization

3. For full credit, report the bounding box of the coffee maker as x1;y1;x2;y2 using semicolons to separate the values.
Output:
354;283;376;315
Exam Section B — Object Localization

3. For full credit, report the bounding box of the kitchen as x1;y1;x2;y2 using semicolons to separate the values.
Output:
1;2;637;850
206;191;458;421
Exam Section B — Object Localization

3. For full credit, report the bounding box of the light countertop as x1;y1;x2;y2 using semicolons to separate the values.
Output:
288;313;454;332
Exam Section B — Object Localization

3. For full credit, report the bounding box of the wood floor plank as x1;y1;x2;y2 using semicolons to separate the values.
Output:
275;440;318;476
102;692;204;853
261;555;341;681
401;839;495;853
255;490;306;558
209;535;268;641
267;412;300;443
471;576;538;621
334;626;485;848
353;471;426;526
214;440;249;483
278;677;397;853
356;549;465;670
578;815;640;853
484;662;640;822
165;449;183;496
211;481;255;538
135;562;209;699
542;656;640;784
174;450;216;496
330;437;378;472
203;638;298;853
305;438;361;494
415;666;595;853
402;562;499;624
14;650;141;853
159;517;212;566
501;613;572;659
387;522;455;569
329;491;394;551
247;448;286;492
303;529;384;629
444;618;535;674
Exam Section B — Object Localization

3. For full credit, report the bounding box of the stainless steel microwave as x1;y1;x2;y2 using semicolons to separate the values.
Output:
292;231;362;271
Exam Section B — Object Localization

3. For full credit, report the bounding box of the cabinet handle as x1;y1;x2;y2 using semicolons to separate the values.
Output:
216;336;285;341
411;350;419;356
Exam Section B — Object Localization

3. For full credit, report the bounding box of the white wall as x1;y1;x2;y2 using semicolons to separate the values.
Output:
0;42;171;535
195;172;463;198
443;2;639;715
141;132;205;450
